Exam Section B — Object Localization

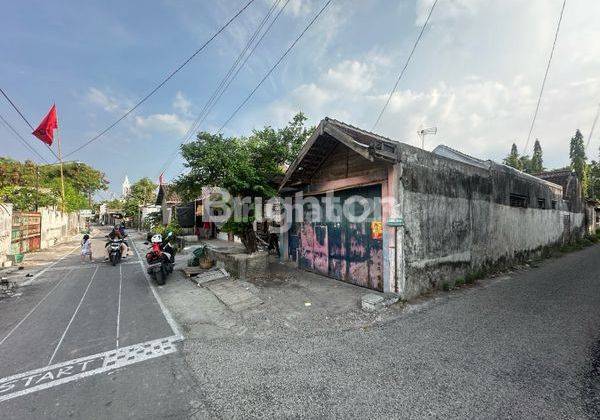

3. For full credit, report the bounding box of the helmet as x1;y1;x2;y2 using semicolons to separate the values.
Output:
151;234;163;243
114;224;120;230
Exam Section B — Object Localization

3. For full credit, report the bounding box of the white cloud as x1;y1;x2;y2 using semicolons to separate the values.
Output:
286;0;314;17
325;60;375;93
86;87;127;113
173;91;192;116
133;113;190;137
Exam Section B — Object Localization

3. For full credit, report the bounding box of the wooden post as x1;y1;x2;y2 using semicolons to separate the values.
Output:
56;128;66;212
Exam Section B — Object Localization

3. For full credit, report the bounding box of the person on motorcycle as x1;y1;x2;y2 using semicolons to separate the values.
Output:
104;225;128;260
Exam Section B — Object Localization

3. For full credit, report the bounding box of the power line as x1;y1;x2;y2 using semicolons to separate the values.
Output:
0;87;34;130
372;0;438;131
586;102;600;151
63;0;257;159
159;0;290;178
183;0;283;146
523;0;566;153
0;112;50;163
218;0;333;134
0;87;60;160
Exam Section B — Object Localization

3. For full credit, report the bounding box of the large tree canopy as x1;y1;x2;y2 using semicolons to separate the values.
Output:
174;112;314;251
0;157;108;211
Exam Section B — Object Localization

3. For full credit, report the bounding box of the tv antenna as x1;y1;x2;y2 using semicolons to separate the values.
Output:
417;126;437;149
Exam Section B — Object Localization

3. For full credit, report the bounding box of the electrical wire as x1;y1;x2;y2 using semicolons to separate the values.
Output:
586;102;600;151
0;112;50;163
217;0;333;134
158;0;290;178
523;0;566;153
0;87;60;160
181;0;284;145
372;0;438;131
62;0;257;159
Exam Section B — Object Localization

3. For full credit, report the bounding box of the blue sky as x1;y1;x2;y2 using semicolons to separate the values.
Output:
2;0;600;198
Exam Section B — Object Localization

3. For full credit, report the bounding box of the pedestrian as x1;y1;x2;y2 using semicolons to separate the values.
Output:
81;234;93;262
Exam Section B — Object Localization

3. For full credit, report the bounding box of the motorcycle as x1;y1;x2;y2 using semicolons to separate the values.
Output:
107;237;125;266
145;232;175;285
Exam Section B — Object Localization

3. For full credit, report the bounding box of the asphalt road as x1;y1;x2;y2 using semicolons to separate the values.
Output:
2;237;599;419
181;243;600;419
0;235;206;419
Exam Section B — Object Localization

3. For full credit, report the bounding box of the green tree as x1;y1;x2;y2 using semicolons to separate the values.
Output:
122;177;158;224
503;143;522;170
569;129;589;195
530;139;544;173
127;177;157;205
0;186;57;211
40;162;108;206
0;157;108;210
519;155;532;173
174;112;314;252
588;147;600;199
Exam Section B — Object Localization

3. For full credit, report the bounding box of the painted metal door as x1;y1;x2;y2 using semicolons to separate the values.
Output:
295;184;383;291
11;212;41;254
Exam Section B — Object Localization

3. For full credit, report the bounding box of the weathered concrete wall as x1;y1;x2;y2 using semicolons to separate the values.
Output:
395;144;585;299
40;207;84;249
0;204;13;267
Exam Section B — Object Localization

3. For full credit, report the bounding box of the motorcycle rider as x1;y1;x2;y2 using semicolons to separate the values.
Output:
104;224;129;260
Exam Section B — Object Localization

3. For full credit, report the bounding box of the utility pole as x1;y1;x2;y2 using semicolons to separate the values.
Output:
56;127;66;212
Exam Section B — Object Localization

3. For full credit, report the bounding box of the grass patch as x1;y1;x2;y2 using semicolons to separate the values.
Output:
442;282;451;292
465;269;485;284
455;277;465;287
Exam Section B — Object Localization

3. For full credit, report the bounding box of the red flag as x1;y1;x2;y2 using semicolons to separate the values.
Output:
32;104;58;146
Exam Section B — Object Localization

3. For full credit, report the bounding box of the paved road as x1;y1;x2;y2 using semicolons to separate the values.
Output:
2;237;600;419
0;234;205;419
181;244;600;418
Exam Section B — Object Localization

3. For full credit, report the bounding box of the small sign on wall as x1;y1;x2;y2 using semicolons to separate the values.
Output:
386;217;404;227
371;220;383;239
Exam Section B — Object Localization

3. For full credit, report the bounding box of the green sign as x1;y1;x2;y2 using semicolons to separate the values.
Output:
386;217;404;227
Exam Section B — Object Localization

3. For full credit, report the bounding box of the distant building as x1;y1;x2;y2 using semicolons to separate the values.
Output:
122;175;131;198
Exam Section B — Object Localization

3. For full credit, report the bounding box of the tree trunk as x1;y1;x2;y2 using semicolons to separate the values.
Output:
240;224;258;253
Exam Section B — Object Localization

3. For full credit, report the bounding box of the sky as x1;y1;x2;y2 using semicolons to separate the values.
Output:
2;0;600;198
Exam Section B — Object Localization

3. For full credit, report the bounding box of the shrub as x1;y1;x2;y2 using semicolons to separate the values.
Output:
442;282;451;291
465;271;480;284
455;277;465;287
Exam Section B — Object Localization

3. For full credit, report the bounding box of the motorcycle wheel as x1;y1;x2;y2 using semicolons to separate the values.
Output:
111;254;116;266
156;266;166;285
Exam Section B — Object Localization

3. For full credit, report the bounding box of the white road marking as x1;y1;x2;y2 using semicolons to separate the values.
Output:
131;239;184;340
0;335;179;403
116;264;123;348
0;269;74;347
47;266;99;365
44;260;139;272
20;245;79;287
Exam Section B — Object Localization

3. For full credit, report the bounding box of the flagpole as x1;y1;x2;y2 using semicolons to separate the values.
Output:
56;127;66;212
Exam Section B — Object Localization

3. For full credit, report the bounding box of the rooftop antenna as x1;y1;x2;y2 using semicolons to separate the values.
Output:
417;126;437;149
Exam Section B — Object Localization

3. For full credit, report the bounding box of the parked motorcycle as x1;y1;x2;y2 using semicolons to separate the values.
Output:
145;233;175;285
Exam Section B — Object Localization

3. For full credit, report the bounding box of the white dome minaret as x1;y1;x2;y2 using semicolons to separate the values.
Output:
122;175;131;197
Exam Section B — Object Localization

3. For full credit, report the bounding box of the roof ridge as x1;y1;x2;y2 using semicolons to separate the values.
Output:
325;117;402;144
